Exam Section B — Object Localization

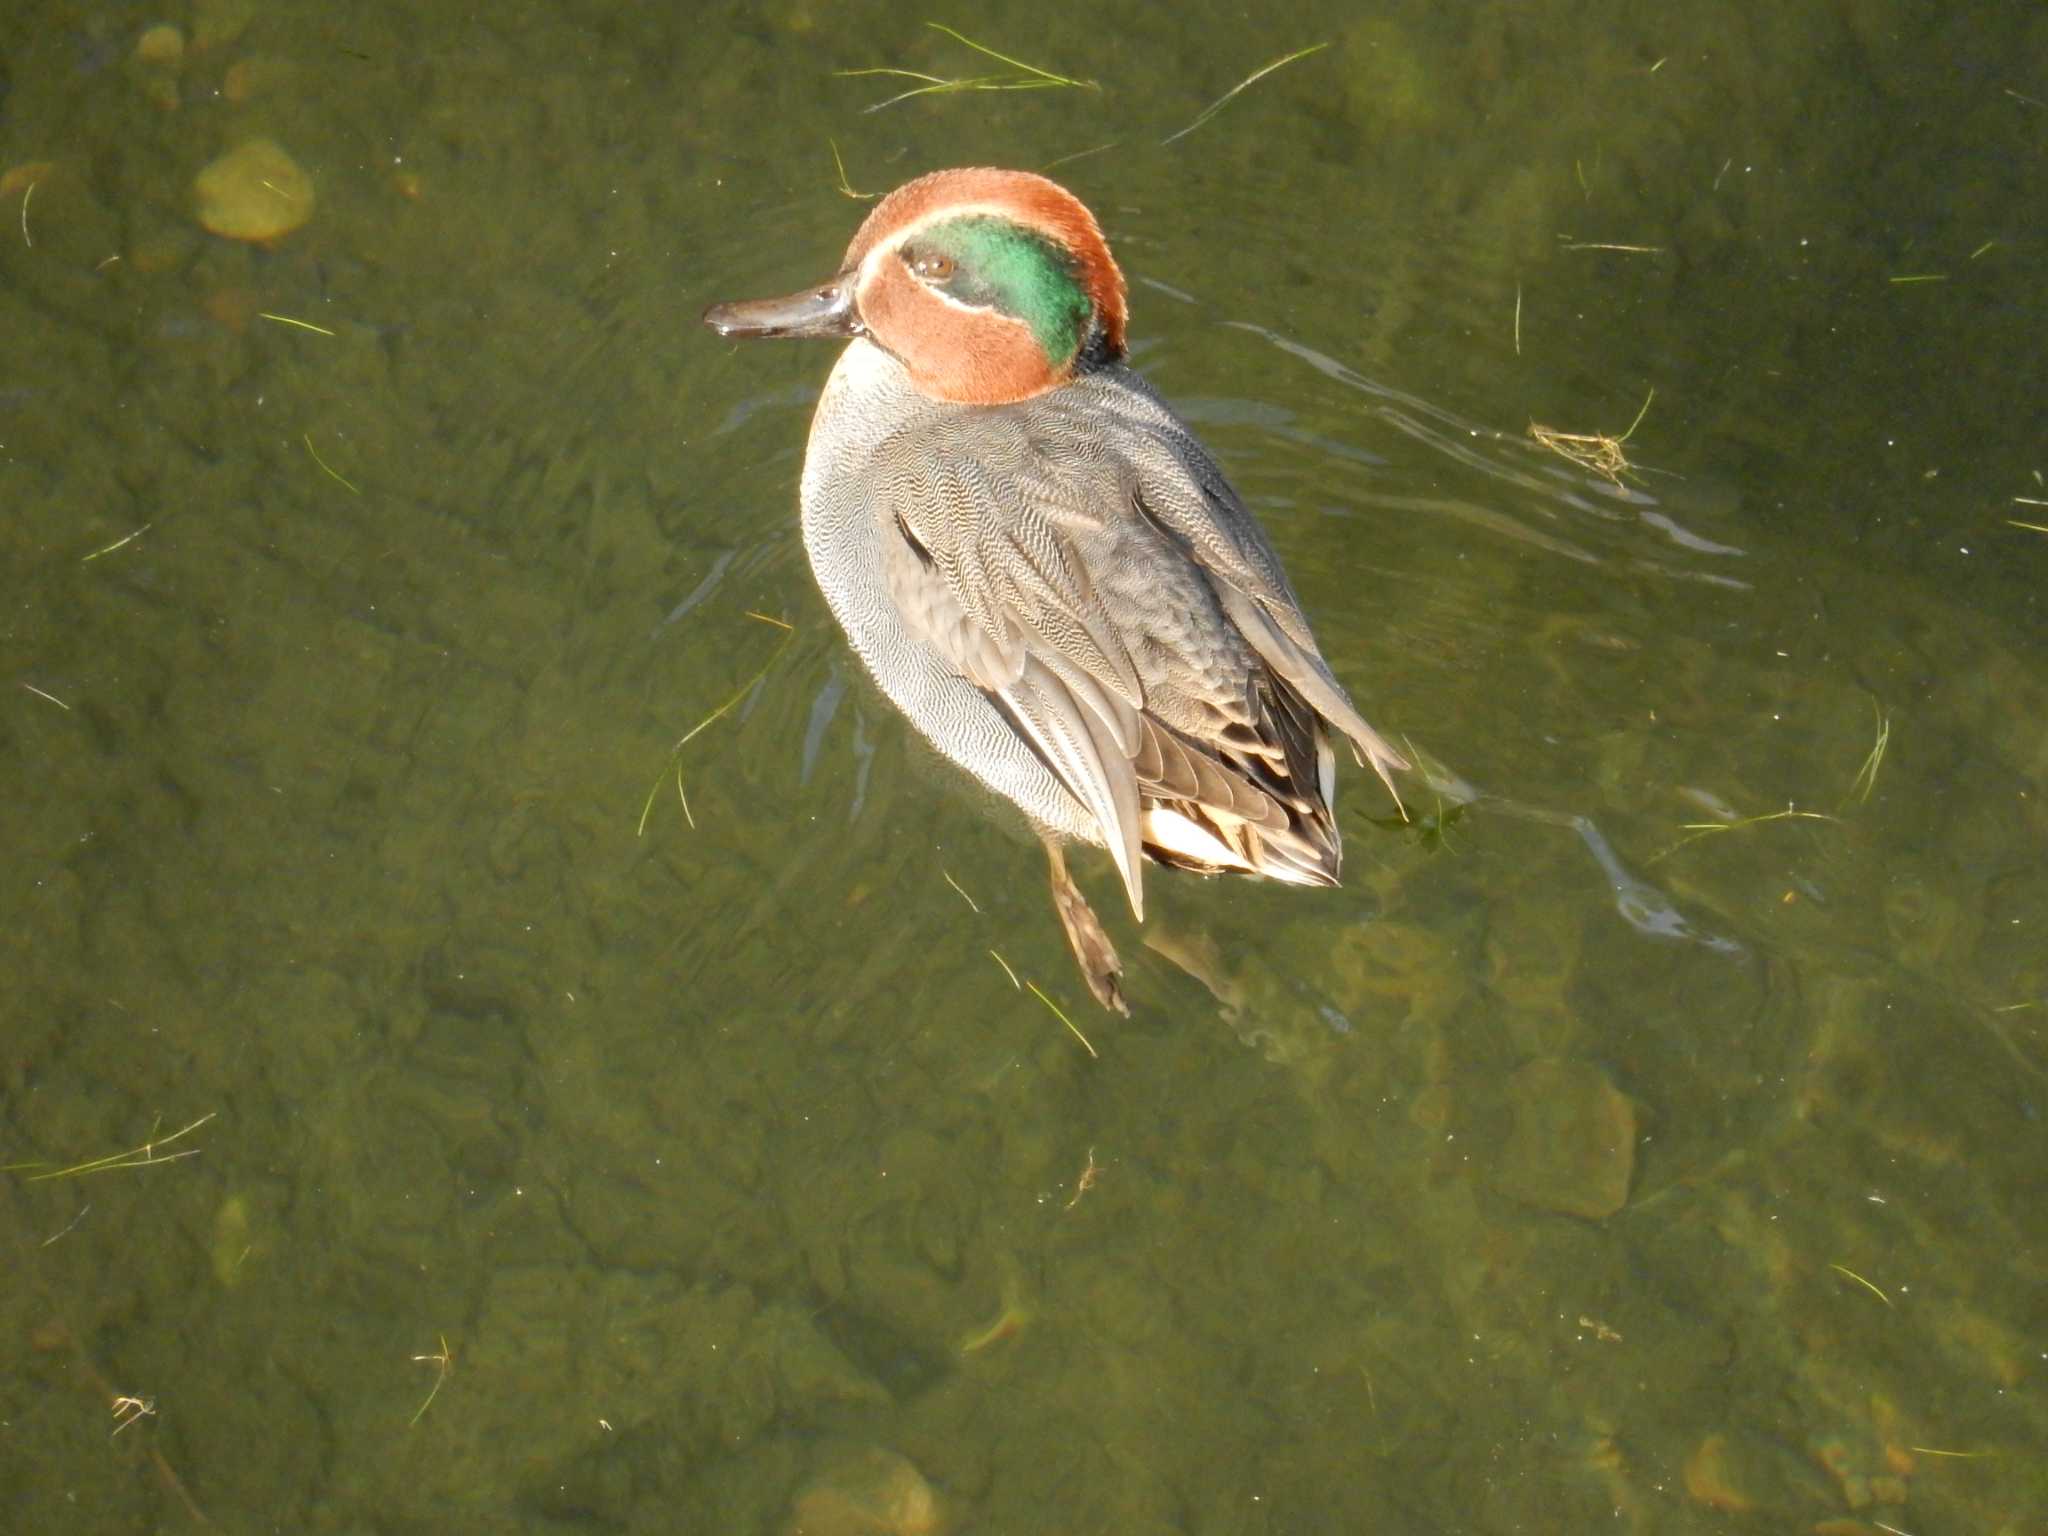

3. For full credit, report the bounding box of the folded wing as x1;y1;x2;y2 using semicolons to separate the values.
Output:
877;371;1405;921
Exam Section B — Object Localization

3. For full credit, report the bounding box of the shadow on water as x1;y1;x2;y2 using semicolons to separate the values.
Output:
2;1;2043;1532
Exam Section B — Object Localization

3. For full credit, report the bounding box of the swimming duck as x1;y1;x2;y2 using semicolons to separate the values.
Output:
704;167;1405;1014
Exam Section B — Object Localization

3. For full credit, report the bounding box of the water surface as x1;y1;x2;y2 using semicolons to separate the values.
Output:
2;2;2043;1531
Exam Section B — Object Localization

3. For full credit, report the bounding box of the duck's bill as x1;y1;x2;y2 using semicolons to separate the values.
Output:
702;278;859;340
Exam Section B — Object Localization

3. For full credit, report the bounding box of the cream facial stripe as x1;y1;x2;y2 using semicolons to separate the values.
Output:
866;205;1094;367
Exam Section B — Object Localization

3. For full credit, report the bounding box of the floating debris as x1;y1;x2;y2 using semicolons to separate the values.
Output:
1529;388;1655;487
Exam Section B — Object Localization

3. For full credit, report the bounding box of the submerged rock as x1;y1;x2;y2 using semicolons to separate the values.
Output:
193;138;313;242
1494;1056;1636;1219
134;23;186;68
1682;1432;1754;1512
786;1447;943;1536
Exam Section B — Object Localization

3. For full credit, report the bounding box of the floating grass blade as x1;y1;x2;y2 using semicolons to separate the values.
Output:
924;22;1093;87
408;1334;454;1426
1041;142;1119;172
1647;805;1836;864
1027;980;1097;1058
259;311;337;337
1846;704;1890;804
840;22;1096;113
6;1112;217;1182
828;139;876;200
844;71;1072;113
637;613;796;836
1828;1262;1893;1308
941;869;980;912
1161;42;1328;146
82;522;152;562
303;433;360;493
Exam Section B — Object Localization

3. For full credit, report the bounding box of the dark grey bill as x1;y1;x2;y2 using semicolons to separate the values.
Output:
702;277;860;341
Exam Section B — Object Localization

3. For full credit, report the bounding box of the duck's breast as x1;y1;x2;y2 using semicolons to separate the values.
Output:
799;339;1097;843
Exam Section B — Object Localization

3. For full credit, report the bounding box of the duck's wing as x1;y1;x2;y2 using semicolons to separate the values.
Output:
880;375;1404;921
1063;370;1411;808
881;423;1153;918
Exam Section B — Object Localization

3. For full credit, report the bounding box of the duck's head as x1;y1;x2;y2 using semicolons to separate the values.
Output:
703;167;1128;406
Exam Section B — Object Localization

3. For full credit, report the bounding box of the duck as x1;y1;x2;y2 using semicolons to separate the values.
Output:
703;167;1405;1015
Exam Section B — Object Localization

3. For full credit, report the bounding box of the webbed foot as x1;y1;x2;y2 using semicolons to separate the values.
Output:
1045;840;1128;1016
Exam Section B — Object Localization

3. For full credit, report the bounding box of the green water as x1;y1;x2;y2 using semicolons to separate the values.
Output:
3;2;2043;1531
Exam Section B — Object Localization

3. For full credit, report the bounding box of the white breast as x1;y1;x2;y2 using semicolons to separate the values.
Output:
798;340;1098;845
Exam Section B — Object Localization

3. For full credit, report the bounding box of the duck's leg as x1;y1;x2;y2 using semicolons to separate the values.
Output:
1044;838;1129;1016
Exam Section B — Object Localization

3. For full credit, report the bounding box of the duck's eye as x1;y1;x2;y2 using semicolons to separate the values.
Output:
907;249;956;282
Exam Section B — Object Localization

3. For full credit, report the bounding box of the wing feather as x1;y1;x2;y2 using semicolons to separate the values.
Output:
988;657;1145;917
874;366;1404;919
